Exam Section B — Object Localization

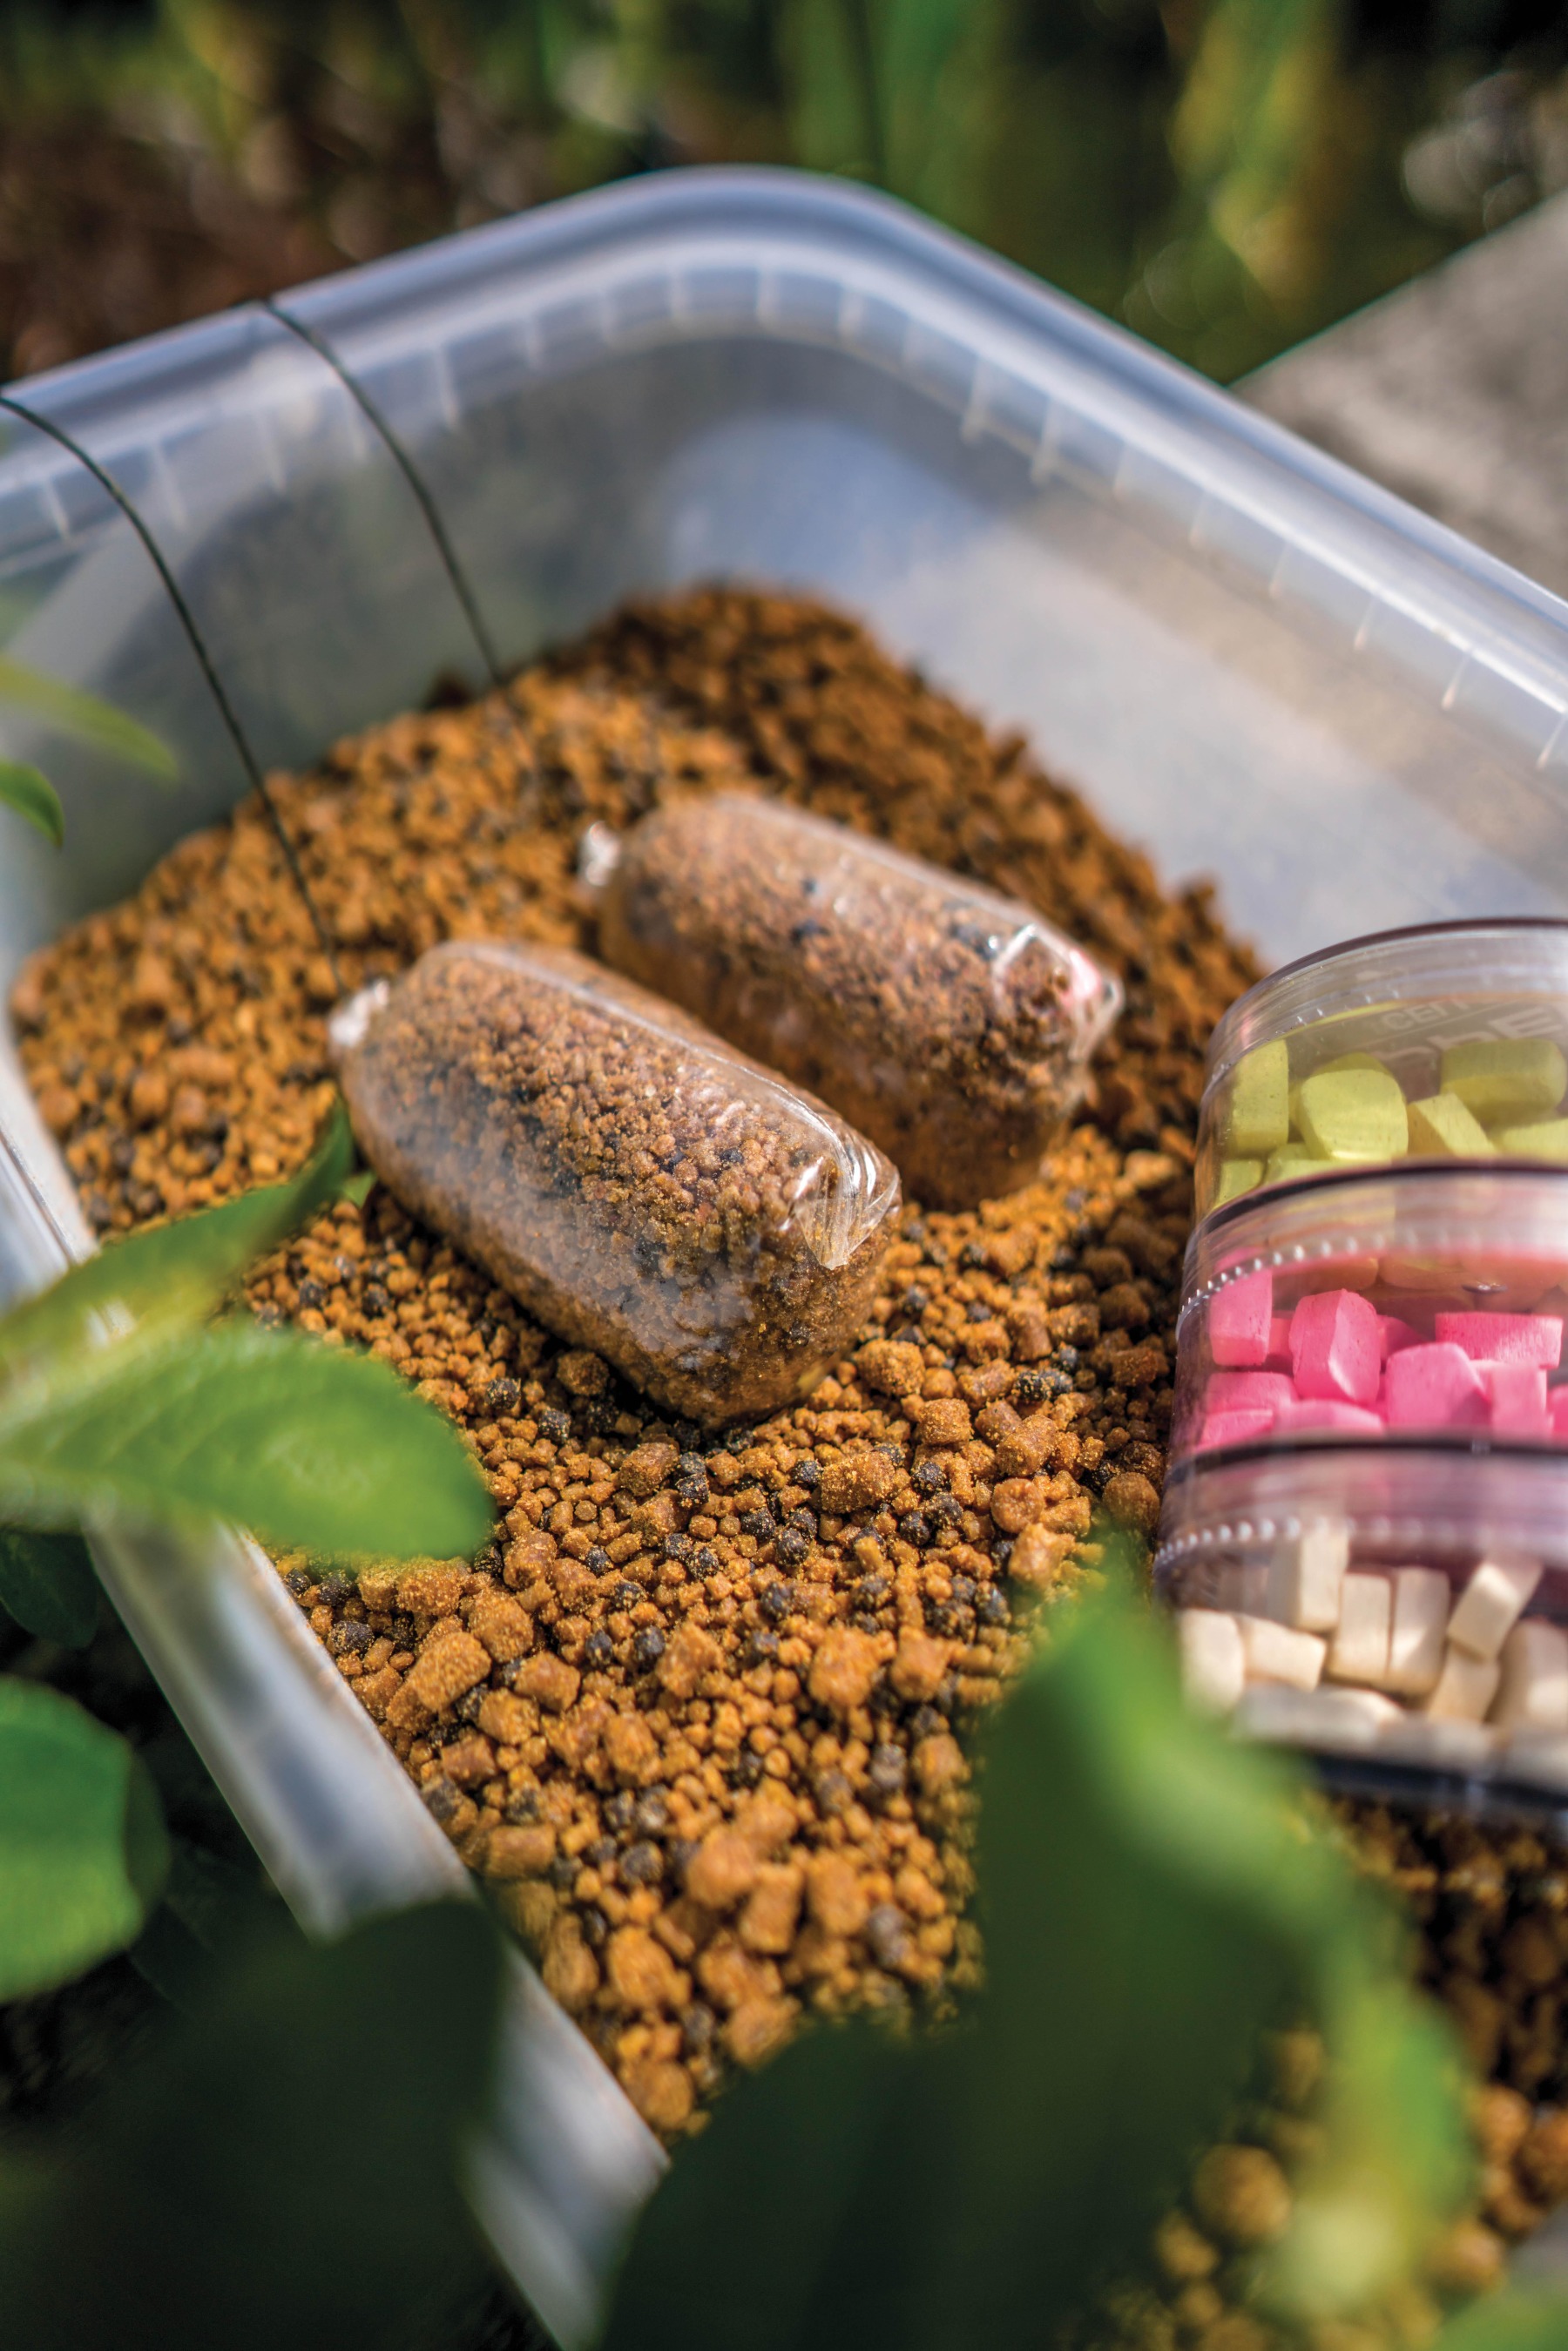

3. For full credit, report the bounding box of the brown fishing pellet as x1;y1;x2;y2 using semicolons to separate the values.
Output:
597;791;1119;1210
333;940;899;1424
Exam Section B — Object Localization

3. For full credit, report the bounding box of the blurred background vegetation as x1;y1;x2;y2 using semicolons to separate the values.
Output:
0;2;1565;375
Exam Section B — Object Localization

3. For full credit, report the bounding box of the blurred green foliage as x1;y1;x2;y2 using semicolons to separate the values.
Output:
601;1571;1478;2349
0;1896;511;2350
0;0;1564;379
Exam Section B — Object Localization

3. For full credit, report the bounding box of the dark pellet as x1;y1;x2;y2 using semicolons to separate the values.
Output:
866;1902;912;1969
621;1841;664;1887
632;1628;666;1673
633;1789;671;1836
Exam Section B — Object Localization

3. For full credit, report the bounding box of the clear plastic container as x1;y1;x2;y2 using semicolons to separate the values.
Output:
5;166;1568;2334
332;941;900;1423
1196;919;1568;1221
1173;1165;1568;1469
1158;1444;1568;1807
596;792;1119;1208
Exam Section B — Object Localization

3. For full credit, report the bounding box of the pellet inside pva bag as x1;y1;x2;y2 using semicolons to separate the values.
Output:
597;793;1120;1211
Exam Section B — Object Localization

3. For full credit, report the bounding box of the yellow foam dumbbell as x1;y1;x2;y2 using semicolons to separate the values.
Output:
1441;1037;1567;1122
1295;1066;1409;1164
1406;1092;1496;1158
1492;1118;1568;1164
1218;1038;1289;1157
1213;1158;1263;1206
1265;1143;1330;1183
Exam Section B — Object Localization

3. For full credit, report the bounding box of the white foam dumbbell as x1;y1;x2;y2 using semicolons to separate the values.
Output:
1269;1523;1349;1633
1386;1567;1450;1699
1492;1618;1568;1734
1449;1559;1543;1662
1177;1609;1245;1716
1239;1614;1327;1691
1328;1572;1391;1686
1425;1646;1503;1723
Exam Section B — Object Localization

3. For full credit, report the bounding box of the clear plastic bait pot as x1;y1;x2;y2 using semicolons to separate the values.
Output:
1195;919;1568;1224
1157;1443;1568;1811
1172;1164;1568;1469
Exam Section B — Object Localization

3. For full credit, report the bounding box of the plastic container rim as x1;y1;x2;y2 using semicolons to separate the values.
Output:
1203;915;1568;1086
1157;1440;1568;1577
270;168;1568;636
1162;1428;1568;1488
1184;1154;1568;1303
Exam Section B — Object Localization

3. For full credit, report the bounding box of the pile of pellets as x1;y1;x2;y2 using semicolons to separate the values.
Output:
12;591;1568;2296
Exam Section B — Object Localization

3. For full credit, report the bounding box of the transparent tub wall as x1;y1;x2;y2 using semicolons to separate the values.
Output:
0;313;662;2349
4;164;1568;2334
7;306;492;781
281;168;1568;966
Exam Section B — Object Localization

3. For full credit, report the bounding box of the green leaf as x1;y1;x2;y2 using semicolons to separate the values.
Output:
604;1585;1470;2351
909;1592;1324;2342
601;2011;923;2351
128;1839;280;2009
0;1902;505;2351
0;1527;98;1646
0;1678;169;1998
1436;2289;1568;2348
0;1100;354;1382
0;1316;494;1563
1255;1969;1471;2321
967;1597;1466;2332
0;759;64;845
0;653;177;779
603;1597;1307;2350
338;1166;376;1206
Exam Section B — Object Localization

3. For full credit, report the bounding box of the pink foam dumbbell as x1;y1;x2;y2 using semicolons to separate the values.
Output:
1273;1398;1384;1434
1382;1341;1489;1429
1290;1288;1382;1407
1198;1408;1275;1451
1264;1315;1294;1372
1483;1361;1551;1437
1209;1269;1274;1368
1435;1312;1564;1369
1378;1314;1423;1360
1206;1369;1295;1415
1549;1387;1568;1438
